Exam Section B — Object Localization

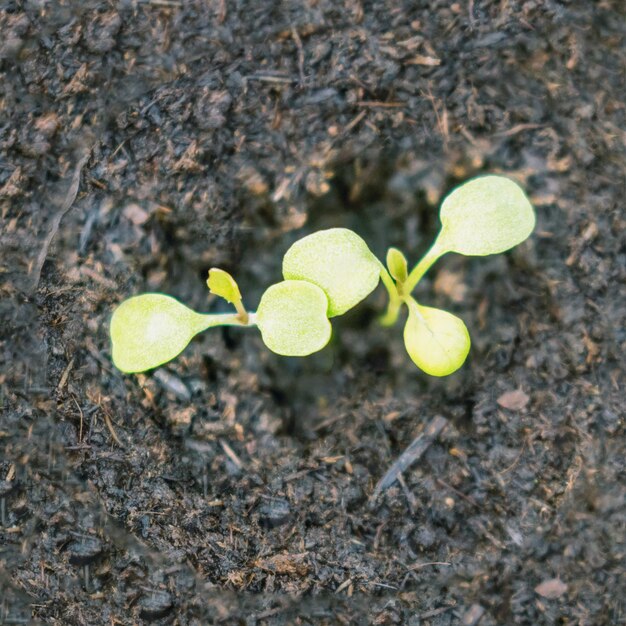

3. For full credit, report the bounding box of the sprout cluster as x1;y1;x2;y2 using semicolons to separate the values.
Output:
110;175;535;377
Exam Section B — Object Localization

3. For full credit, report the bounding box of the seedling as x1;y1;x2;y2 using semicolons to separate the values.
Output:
110;175;535;377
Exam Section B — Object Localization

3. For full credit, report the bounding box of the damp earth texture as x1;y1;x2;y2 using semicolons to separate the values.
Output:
1;2;624;625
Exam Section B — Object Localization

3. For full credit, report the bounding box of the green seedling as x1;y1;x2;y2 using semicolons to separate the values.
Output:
110;175;535;377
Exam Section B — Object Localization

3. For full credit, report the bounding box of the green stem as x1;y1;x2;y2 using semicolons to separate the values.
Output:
233;299;249;325
197;312;257;333
405;295;421;316
380;265;397;299
379;265;403;327
380;299;402;327
404;240;446;294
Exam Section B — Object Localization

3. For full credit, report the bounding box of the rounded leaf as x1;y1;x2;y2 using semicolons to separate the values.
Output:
437;175;535;256
282;228;381;317
403;303;470;376
256;280;332;356
110;294;209;373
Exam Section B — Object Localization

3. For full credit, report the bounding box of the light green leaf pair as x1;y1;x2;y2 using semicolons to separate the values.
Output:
109;229;382;369
395;175;534;376
259;227;382;357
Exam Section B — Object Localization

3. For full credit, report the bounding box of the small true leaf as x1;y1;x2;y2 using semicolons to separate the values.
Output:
110;294;210;373
386;248;408;283
436;175;535;256
256;280;332;356
282;228;381;317
207;268;242;304
403;303;470;376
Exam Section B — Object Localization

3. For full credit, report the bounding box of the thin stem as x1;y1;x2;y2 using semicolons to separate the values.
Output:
380;265;398;300
380;299;402;327
379;266;404;327
197;311;257;333
404;240;446;294
233;299;249;325
405;295;421;315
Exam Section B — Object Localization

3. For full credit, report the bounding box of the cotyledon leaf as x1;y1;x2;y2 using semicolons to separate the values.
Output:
435;175;535;256
256;280;332;356
111;294;218;373
282;228;382;317
403;302;470;377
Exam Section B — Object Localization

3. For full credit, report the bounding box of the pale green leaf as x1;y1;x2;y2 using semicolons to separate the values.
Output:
256;280;332;356
436;175;535;256
207;268;242;304
403;303;470;376
110;294;211;373
282;228;381;317
386;247;408;283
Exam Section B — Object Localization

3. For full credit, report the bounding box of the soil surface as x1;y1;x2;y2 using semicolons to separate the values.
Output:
1;1;625;625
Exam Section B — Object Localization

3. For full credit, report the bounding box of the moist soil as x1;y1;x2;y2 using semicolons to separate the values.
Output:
1;1;625;625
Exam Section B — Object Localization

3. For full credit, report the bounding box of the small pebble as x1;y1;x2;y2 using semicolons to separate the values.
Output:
139;590;173;620
462;604;485;626
154;370;191;402
258;497;291;528
535;578;567;599
68;537;103;566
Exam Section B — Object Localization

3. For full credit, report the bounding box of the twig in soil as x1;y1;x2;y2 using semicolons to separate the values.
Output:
217;0;227;23
371;415;448;501
366;580;398;591
423;88;449;147
497;441;526;475
78;203;99;255
468;0;476;28
31;149;91;292
245;74;297;84
291;27;306;87
343;110;367;134
220;439;244;469
56;356;75;393
103;409;124;447
435;477;479;508
420;606;455;619
356;101;404;108
313;412;350;432
495;123;543;137
70;393;85;442
365;580;398;591
138;0;182;6
397;473;418;513
407;561;451;570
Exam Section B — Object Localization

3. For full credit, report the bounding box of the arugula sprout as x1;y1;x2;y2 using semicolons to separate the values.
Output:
110;175;535;376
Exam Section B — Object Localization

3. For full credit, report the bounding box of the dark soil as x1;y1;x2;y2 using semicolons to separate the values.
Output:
1;1;625;624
